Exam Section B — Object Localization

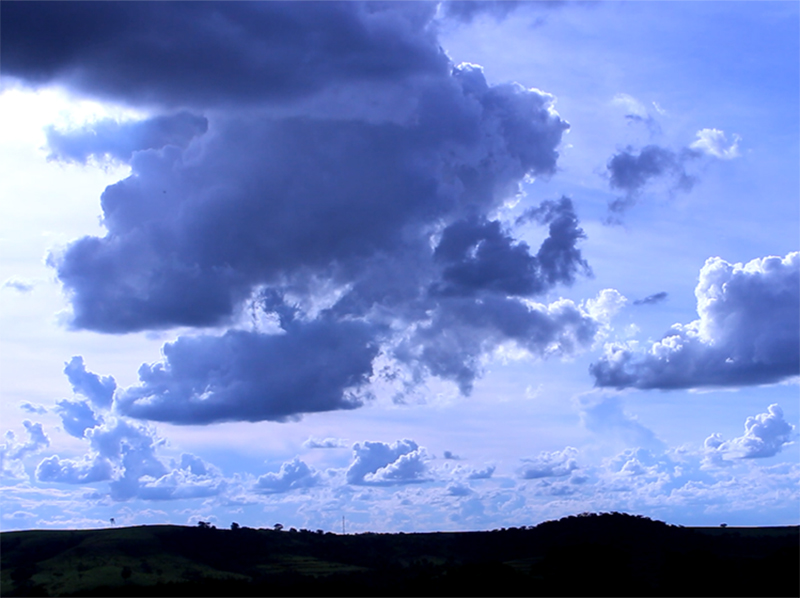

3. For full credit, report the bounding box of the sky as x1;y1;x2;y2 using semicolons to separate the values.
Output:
0;1;798;533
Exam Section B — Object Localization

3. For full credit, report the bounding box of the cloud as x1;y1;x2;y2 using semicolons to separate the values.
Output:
137;467;225;501
20;402;47;415
45;111;208;164
466;465;496;479
1;421;50;481
303;437;348;449
443;450;461;460
690;128;740;160
633;292;668;306
576;393;664;450
440;1;522;23
2;278;35;293
519;446;579;479
84;419;168;501
36;454;113;484
606;144;699;215
591;252;800;389
55;399;101;439
704;404;796;464
1;3;448;109
6;3;607;423
347;439;429;485
64;356;116;409
255;458;319;494
116;320;380;424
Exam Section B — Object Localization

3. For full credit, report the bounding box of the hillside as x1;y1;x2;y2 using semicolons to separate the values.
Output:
2;513;798;596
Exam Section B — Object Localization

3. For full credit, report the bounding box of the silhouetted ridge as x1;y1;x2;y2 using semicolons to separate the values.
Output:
2;513;797;597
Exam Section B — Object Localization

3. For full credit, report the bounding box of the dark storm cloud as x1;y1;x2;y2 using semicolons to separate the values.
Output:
45;112;208;164
64;356;116;408
606;145;699;216
400;295;599;394
1;2;447;109
433;197;589;297
441;1;522;23
7;2;603;423
591;252;800;390
116;319;381;425
633;291;668;306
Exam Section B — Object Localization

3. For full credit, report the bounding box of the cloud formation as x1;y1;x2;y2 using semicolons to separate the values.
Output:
64;357;116;409
0;2;612;423
45;112;208;164
704;404;795;463
592;252;800;389
55;399;100;439
633;292;668;306
256;458;319;494
116;320;380;424
519;446;578;479
606;144;699;215
346;439;429;485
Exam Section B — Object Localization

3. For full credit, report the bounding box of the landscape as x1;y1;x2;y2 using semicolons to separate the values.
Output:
1;0;798;559
3;512;798;597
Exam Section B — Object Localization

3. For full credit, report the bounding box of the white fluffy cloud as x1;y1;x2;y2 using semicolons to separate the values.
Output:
690;128;740;160
592;252;800;389
255;458;320;494
704;404;796;465
519;447;579;479
347;439;429;485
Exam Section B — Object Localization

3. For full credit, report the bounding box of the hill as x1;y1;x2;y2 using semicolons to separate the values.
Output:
2;512;798;596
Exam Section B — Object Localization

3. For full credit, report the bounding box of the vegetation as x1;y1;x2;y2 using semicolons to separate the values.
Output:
1;512;797;596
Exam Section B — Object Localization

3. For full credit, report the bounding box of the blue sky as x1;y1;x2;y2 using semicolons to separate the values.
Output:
1;1;798;533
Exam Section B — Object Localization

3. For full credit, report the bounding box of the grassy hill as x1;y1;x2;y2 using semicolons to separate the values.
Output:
2;513;798;596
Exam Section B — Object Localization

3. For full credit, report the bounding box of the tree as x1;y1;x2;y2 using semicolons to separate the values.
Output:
231;522;240;531
273;523;284;531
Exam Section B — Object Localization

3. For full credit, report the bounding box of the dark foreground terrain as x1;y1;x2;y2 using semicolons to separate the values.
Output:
2;512;798;597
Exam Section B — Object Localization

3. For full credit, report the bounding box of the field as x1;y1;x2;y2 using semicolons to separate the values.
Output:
2;513;798;596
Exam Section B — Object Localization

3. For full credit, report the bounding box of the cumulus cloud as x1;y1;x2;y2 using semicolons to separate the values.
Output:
45;112;208;164
466;465;496;479
690;128;740;160
36;454;112;484
255;458;319;494
5;3;609;423
1;421;50;480
591;252;800;389
64;356;116;409
347;439;429;485
704;404;796;464
55;399;101;439
519;446;579;479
